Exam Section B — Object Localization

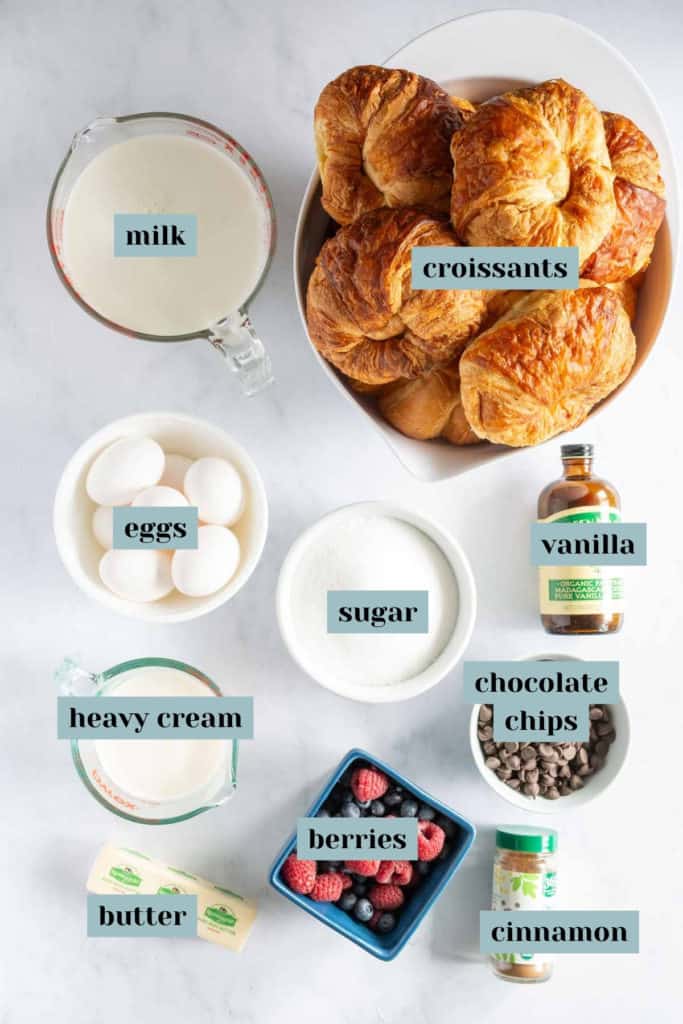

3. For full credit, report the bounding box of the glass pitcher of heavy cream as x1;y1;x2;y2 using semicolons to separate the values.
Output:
47;113;275;395
56;656;239;824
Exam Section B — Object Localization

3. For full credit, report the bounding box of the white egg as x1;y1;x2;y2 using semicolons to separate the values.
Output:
86;435;165;506
158;453;192;492
131;485;188;507
99;549;174;603
171;525;240;597
183;457;244;526
92;506;114;549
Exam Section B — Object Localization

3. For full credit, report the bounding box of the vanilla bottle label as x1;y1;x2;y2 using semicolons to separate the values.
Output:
538;506;624;615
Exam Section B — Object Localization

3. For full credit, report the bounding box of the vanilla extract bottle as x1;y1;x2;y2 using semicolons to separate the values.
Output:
537;445;623;635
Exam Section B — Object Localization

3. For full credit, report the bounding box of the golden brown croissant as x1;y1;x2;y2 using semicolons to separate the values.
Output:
481;289;530;330
378;364;481;444
314;65;468;225
581;112;666;282
451;79;616;264
459;287;636;447
580;278;639;323
450;95;476;117
306;208;487;386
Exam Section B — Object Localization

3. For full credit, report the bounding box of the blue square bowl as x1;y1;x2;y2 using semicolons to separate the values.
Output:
269;748;476;960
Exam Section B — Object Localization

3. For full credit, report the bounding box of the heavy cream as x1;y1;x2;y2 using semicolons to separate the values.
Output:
95;665;229;802
61;134;268;336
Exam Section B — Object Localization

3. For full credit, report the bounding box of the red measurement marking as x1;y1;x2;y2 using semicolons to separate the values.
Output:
92;769;137;810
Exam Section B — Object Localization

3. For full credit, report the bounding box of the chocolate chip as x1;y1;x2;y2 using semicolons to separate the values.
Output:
477;704;615;803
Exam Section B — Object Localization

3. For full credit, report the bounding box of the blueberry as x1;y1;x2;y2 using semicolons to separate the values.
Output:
383;789;402;808
416;861;431;877
354;898;374;923
352;880;367;897
338;891;357;912
357;798;372;811
376;912;396;933
317;808;330;818
341;801;361;818
400;798;419;817
418;804;435;821
323;861;342;872
436;815;457;839
438;842;451;861
370;800;385;816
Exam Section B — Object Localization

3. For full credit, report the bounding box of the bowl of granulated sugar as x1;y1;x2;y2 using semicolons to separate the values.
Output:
276;501;476;703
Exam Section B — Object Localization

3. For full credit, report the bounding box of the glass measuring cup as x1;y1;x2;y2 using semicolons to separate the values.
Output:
47;112;276;396
56;656;239;825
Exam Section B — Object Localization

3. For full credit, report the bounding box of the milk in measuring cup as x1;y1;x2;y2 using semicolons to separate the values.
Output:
61;134;269;336
95;664;229;802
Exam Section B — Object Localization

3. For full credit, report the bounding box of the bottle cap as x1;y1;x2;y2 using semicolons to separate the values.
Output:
496;825;557;853
561;443;593;459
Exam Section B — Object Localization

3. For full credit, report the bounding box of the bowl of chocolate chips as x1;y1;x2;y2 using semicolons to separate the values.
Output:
469;654;630;812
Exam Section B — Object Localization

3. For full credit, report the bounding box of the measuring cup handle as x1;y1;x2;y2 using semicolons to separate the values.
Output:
55;656;100;696
208;310;274;396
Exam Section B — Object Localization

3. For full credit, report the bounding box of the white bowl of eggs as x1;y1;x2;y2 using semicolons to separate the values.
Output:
54;412;268;622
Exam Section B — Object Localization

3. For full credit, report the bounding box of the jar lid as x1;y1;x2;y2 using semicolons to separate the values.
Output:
496;825;557;853
561;443;593;459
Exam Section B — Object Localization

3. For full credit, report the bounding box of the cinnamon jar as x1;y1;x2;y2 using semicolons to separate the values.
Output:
490;826;558;983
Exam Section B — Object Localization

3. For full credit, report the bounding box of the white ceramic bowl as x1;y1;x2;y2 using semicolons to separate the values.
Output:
294;10;678;480
469;654;630;812
276;501;476;702
54;412;268;622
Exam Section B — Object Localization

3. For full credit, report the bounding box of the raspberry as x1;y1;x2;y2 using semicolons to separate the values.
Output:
376;860;412;885
310;872;345;902
340;873;353;890
368;883;404;911
375;861;395;884
351;767;389;803
345;859;380;876
417;820;446;861
282;853;317;894
392;861;413;886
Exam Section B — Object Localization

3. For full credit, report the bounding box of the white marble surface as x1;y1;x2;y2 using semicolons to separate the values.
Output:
2;1;682;1020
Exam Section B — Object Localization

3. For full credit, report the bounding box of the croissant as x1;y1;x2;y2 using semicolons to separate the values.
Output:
482;277;639;331
306;208;487;386
581;112;666;282
378;364;481;444
451;79;616;264
459;287;636;447
314;65;468;225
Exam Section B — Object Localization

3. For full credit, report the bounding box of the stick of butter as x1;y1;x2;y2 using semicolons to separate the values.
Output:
87;844;257;952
